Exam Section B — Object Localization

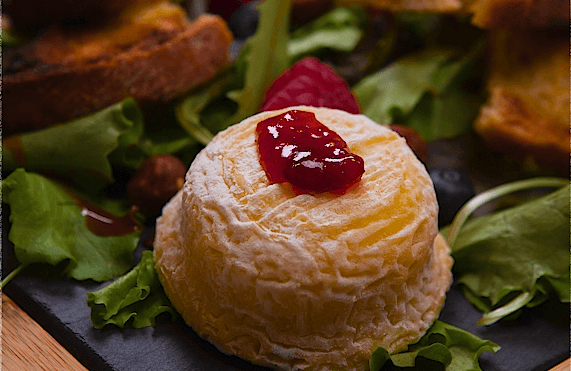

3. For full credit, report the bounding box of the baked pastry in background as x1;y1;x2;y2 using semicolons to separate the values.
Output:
474;30;569;175
154;106;453;370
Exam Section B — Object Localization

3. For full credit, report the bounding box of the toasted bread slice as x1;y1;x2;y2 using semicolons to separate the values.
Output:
3;1;233;136
335;0;465;13
474;30;569;175
5;1;192;66
4;0;140;34
469;0;569;29
335;0;567;29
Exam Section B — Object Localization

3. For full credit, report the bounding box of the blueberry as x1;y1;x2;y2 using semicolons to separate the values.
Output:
428;167;475;227
229;1;260;40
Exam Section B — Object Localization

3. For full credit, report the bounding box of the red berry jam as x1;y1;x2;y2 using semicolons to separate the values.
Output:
256;110;365;194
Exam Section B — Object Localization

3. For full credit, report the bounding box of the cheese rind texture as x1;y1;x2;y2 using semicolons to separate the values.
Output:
154;106;453;371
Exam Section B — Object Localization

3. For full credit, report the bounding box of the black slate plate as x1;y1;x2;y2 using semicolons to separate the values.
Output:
2;134;569;371
2;215;569;371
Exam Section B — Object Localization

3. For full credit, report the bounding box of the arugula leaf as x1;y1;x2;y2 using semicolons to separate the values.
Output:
174;0;292;142
2;169;140;286
445;179;569;325
353;50;450;126
174;2;373;145
227;0;291;124
175;71;238;145
352;40;486;141
143;122;200;160
1;29;24;47
288;7;367;63
369;321;500;371
2;99;145;194
106;99;147;169
399;41;486;140
88;250;178;329
131;100;203;166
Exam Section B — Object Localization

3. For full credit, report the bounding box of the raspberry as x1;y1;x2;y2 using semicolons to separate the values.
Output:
261;57;360;114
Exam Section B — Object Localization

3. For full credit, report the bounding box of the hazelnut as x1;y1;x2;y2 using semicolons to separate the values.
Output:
389;124;428;164
127;155;187;218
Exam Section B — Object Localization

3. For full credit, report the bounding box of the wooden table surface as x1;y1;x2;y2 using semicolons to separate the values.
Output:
2;293;88;371
2;292;569;371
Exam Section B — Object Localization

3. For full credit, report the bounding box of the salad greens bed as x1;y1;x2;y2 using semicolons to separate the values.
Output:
2;0;569;370
444;178;570;326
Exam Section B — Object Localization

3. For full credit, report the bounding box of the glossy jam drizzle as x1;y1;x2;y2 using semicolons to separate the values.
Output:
256;110;364;194
70;195;142;237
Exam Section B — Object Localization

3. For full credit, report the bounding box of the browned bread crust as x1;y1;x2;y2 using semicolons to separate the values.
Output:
4;0;152;33
470;0;569;29
335;0;465;13
4;1;193;67
291;0;335;25
3;4;233;136
474;30;570;175
335;0;568;29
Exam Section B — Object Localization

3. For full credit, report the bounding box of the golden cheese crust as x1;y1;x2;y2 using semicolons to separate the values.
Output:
154;106;453;371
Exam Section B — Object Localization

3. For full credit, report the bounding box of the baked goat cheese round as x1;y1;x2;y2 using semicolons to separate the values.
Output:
154;106;453;371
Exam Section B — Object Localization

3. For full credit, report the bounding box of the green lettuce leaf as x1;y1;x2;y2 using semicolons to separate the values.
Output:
2;169;140;285
2;99;145;194
226;0;291;124
353;50;450;125
352;41;485;141
88;250;178;329
142;122;200;161
132;101;203;167
106;99;147;169
174;1;372;145
175;71;238;145
369;321;500;371
288;7;367;63
398;41;486;140
1;29;24;47
446;181;570;325
174;0;292;142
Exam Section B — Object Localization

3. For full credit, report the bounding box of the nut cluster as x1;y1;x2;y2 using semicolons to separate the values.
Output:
127;155;187;218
